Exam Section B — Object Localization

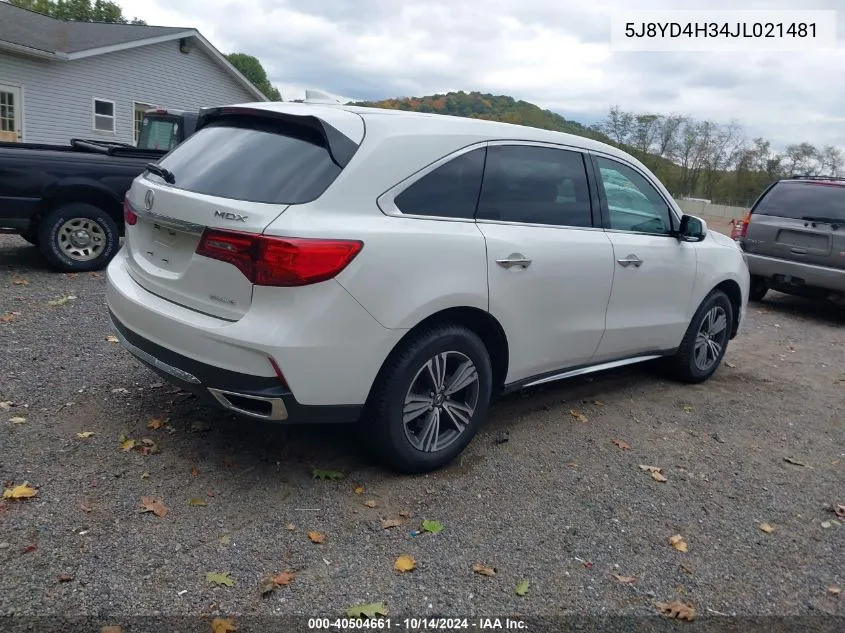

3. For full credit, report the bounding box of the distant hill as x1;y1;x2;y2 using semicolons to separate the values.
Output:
352;91;613;144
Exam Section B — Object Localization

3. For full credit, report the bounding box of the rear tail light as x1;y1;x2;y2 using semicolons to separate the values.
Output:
123;198;138;226
731;210;751;240
195;229;363;287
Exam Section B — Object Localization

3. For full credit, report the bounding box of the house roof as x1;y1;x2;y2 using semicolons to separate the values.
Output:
0;2;186;54
0;2;268;100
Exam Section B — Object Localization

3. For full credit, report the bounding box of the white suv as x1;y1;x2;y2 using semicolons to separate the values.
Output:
106;102;750;473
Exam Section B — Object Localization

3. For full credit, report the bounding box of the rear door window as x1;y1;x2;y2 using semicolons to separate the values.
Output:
394;147;486;218
476;145;594;227
137;117;180;151
755;181;845;220
153;116;343;204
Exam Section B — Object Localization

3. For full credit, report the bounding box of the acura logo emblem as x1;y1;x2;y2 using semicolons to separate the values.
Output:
144;189;154;211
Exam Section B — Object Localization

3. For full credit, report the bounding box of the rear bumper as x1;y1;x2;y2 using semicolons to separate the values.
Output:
745;253;845;293
109;310;362;423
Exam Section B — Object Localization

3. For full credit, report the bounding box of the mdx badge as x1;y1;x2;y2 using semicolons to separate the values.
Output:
214;210;247;222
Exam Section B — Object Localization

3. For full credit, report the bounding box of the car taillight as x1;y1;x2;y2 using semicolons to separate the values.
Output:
731;211;751;240
195;229;363;287
123;198;138;226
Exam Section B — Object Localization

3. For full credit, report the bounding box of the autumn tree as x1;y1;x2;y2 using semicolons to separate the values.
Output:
9;0;146;24
224;53;281;101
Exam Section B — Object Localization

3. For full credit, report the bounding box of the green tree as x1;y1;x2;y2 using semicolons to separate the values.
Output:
9;0;146;24
224;53;281;101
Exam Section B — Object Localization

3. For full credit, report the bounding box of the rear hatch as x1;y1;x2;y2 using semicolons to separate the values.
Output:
123;105;364;320
744;179;845;271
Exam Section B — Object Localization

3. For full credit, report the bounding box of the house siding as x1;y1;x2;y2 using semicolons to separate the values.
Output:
0;40;259;145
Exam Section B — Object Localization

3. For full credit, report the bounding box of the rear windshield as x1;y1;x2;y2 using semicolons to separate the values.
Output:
137;116;181;151
152;116;343;204
755;181;845;220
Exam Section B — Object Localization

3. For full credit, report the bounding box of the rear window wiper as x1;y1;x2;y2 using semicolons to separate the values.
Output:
145;163;175;184
801;216;844;224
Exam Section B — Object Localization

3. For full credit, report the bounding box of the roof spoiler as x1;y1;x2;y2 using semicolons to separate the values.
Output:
195;106;359;168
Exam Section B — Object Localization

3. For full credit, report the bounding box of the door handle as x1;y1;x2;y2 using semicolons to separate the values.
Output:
496;254;532;269
616;254;643;268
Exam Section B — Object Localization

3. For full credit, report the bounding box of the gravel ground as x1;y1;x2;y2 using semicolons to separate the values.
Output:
1;230;844;632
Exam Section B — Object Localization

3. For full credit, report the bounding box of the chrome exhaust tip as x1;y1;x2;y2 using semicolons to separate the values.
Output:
207;388;289;421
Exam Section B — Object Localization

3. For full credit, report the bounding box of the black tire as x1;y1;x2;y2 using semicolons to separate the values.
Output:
749;275;769;302
665;289;734;384
38;203;119;272
18;228;39;246
366;324;493;474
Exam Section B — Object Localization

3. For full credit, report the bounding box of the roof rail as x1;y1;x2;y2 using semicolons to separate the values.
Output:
788;175;845;182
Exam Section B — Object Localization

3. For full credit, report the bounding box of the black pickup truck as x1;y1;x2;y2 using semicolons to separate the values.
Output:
0;108;198;272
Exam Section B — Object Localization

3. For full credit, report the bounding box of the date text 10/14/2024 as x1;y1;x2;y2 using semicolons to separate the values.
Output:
307;617;528;630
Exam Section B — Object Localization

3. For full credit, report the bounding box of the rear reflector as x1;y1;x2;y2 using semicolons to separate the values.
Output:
123;198;137;226
195;229;363;287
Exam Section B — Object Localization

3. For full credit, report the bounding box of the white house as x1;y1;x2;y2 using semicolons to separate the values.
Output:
0;2;268;145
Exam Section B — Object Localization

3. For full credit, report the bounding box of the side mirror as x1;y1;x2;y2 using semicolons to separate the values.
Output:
678;214;707;242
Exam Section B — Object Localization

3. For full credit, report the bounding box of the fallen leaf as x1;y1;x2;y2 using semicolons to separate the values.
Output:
821;521;834;529
0;401;12;411
569;409;588;423
24;544;37;553
12;278;29;285
191;465;200;477
206;571;235;587
639;464;661;473
655;600;696;621
515;579;529;596
285;523;295;531
759;523;775;534
611;573;637;584
76;431;95;439
398;509;412;519
137;438;159;455
140;496;168;518
120;439;136;451
3;483;37;500
112;388;129;395
353;485;365;494
381;517;403;529
784;456;809;467
101;627;123;633
146;418;166;430
836;505;845;519
612;439;631;450
47;295;76;306
394;555;416;573
363;499;378;508
422;519;444;534
80;502;92;513
312;468;344;480
725;361;736;368
218;535;231;545
828;586;841;596
9;417;26;424
472;563;496;577
105;335;119;343
189;498;208;507
140;472;150;479
273;570;296;586
66;273;78;279
308;531;326;544
669;534;688;552
346;602;388;619
258;576;276;596
1;312;16;323
592;400;604;406
210;617;237;633
651;470;668;482
680;564;694;575
57;574;74;582
682;405;694;412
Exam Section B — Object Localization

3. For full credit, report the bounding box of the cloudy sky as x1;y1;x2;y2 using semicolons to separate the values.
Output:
119;0;845;150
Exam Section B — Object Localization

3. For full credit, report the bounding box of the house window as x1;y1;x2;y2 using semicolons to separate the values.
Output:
93;98;115;133
133;102;152;143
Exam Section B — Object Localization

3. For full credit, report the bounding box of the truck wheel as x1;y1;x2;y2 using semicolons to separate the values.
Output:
38;203;119;272
749;275;768;302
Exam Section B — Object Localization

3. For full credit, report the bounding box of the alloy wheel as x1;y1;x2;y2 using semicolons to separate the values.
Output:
693;305;728;371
